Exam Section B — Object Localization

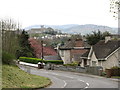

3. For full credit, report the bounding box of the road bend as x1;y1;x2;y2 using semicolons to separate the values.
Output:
18;65;118;89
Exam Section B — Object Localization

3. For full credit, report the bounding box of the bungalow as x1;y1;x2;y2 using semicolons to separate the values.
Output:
58;39;90;64
81;36;120;70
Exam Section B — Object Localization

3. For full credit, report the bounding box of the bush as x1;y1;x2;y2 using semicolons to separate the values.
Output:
19;57;63;64
101;72;106;76
110;66;120;76
63;61;78;66
64;63;78;66
111;66;120;69
2;52;15;64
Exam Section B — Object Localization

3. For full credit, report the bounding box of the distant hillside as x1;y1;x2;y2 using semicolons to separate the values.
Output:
24;24;117;35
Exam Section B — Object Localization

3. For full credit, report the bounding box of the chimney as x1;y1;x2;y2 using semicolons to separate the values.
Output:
75;38;82;41
105;36;111;43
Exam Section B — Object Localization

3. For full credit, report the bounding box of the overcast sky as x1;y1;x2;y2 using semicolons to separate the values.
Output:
0;0;118;28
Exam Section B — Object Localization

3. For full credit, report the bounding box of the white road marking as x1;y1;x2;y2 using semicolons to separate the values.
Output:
47;72;74;79
43;71;89;89
49;75;67;88
50;72;90;89
85;83;89;88
63;80;67;88
63;75;74;79
78;79;85;82
78;79;90;89
51;73;59;75
41;71;67;88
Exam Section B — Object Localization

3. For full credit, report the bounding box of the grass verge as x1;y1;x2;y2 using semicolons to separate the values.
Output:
111;76;120;79
2;64;51;88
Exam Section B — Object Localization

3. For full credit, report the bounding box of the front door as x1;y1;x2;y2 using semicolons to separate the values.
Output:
84;59;87;67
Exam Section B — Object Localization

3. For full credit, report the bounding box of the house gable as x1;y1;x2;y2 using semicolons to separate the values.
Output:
58;39;90;64
90;51;98;66
93;40;120;60
105;47;120;60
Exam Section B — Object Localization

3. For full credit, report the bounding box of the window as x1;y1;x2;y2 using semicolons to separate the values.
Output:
119;61;120;67
61;50;64;57
92;61;96;66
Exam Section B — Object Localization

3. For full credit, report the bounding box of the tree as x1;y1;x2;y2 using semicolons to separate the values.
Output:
16;30;35;58
1;18;21;64
1;18;20;55
86;30;111;45
110;0;120;19
71;33;82;40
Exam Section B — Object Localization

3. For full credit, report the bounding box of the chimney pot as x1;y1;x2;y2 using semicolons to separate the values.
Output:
105;36;111;43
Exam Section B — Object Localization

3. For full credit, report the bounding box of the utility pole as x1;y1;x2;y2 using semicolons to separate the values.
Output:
41;40;44;61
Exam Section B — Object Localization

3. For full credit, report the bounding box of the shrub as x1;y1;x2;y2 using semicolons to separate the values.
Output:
101;72;106;76
111;66;120;69
63;61;78;66
2;52;15;64
19;57;63;64
64;63;78;66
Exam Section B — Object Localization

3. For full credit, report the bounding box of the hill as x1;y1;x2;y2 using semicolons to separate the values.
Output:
24;24;117;35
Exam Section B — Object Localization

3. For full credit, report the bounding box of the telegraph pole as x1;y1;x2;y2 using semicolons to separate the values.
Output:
41;40;44;61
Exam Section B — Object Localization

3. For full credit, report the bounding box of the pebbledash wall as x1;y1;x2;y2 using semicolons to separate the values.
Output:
102;48;120;70
87;48;120;70
59;50;71;64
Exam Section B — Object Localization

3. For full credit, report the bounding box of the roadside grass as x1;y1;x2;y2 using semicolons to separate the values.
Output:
111;76;120;79
2;64;51;88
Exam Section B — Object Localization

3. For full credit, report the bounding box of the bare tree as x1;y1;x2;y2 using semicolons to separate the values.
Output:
110;0;120;19
1;18;21;56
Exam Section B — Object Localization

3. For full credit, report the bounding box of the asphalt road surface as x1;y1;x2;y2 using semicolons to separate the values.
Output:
18;65;119;89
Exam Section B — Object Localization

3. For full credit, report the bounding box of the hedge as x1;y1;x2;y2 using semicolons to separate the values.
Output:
43;60;63;64
19;57;63;64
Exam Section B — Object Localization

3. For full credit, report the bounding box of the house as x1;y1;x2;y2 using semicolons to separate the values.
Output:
81;36;120;70
29;38;57;58
58;39;90;64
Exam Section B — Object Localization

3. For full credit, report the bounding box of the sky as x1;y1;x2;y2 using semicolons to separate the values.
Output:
0;0;118;28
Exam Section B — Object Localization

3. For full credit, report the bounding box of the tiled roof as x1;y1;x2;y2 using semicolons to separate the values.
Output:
29;38;57;58
71;49;88;55
59;39;90;60
81;50;90;58
93;40;120;59
59;39;90;50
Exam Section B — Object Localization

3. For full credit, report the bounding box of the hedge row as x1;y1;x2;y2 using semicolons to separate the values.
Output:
19;57;63;64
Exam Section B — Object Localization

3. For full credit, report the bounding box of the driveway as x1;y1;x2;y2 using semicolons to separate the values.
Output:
18;65;119;89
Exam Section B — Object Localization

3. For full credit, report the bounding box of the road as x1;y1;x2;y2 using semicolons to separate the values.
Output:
18;65;118;89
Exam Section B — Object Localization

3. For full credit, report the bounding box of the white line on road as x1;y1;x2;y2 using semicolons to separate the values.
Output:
43;71;89;88
41;71;67;88
51;72;74;79
51;76;67;88
78;79;90;89
85;83;89;88
63;80;67;88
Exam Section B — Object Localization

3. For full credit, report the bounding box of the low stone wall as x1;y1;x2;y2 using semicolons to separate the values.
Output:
44;64;103;76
